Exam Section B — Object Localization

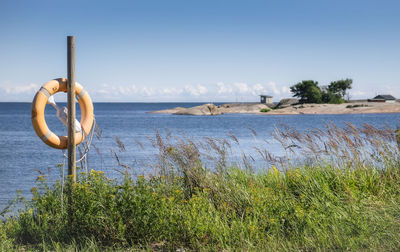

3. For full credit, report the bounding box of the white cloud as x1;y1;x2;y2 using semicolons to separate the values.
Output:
184;84;208;96
1;80;398;102
217;82;233;94
1;81;291;102
265;82;280;95
96;84;117;95
0;82;41;101
197;85;207;95
141;87;155;96
251;83;265;95
95;83;156;97
234;82;250;94
1;83;39;95
92;83;209;101
96;89;109;95
215;81;290;100
160;87;183;95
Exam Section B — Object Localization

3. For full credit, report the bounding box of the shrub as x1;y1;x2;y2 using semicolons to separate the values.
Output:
260;108;271;113
346;104;369;108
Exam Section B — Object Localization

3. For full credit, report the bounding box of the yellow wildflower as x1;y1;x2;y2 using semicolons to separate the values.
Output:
295;207;304;218
272;166;279;175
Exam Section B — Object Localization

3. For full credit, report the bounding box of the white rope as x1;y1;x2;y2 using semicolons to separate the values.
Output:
61;118;96;166
75;119;96;164
61;150;66;213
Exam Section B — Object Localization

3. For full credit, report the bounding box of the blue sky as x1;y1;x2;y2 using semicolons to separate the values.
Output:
0;0;399;102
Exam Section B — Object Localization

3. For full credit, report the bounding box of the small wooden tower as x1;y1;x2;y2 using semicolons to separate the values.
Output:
260;95;273;104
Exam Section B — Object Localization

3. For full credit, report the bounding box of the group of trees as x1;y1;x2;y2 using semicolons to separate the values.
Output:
290;79;353;104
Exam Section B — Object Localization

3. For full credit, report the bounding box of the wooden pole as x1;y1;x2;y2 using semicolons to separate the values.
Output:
67;36;76;183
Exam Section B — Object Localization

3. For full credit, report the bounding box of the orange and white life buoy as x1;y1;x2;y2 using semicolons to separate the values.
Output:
31;78;94;149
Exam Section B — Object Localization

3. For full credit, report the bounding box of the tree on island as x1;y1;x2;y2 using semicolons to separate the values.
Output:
290;79;352;104
328;79;353;99
290;80;322;103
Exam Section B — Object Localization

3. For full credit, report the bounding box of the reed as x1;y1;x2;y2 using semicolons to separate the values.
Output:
1;122;400;250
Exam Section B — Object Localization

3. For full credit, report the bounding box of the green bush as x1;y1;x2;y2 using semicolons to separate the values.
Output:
322;92;344;104
260;108;271;113
346;104;369;108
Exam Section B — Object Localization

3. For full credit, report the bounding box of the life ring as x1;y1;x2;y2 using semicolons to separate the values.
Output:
31;78;94;149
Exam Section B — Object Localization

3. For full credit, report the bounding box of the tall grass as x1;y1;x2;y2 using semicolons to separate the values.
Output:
1;123;400;250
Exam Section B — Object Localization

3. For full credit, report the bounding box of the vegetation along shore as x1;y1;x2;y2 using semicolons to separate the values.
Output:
1;123;400;250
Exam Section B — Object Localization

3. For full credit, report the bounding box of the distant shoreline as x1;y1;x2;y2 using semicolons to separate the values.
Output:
151;102;400;116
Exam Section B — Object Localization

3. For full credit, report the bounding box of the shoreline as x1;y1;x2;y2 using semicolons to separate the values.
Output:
150;102;400;116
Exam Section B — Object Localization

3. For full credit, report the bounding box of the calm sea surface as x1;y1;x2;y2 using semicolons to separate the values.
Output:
0;102;399;210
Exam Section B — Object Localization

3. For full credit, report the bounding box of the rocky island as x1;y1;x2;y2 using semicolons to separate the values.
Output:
150;100;400;116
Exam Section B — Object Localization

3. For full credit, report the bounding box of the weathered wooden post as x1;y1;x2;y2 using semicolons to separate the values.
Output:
67;36;76;183
67;36;76;229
